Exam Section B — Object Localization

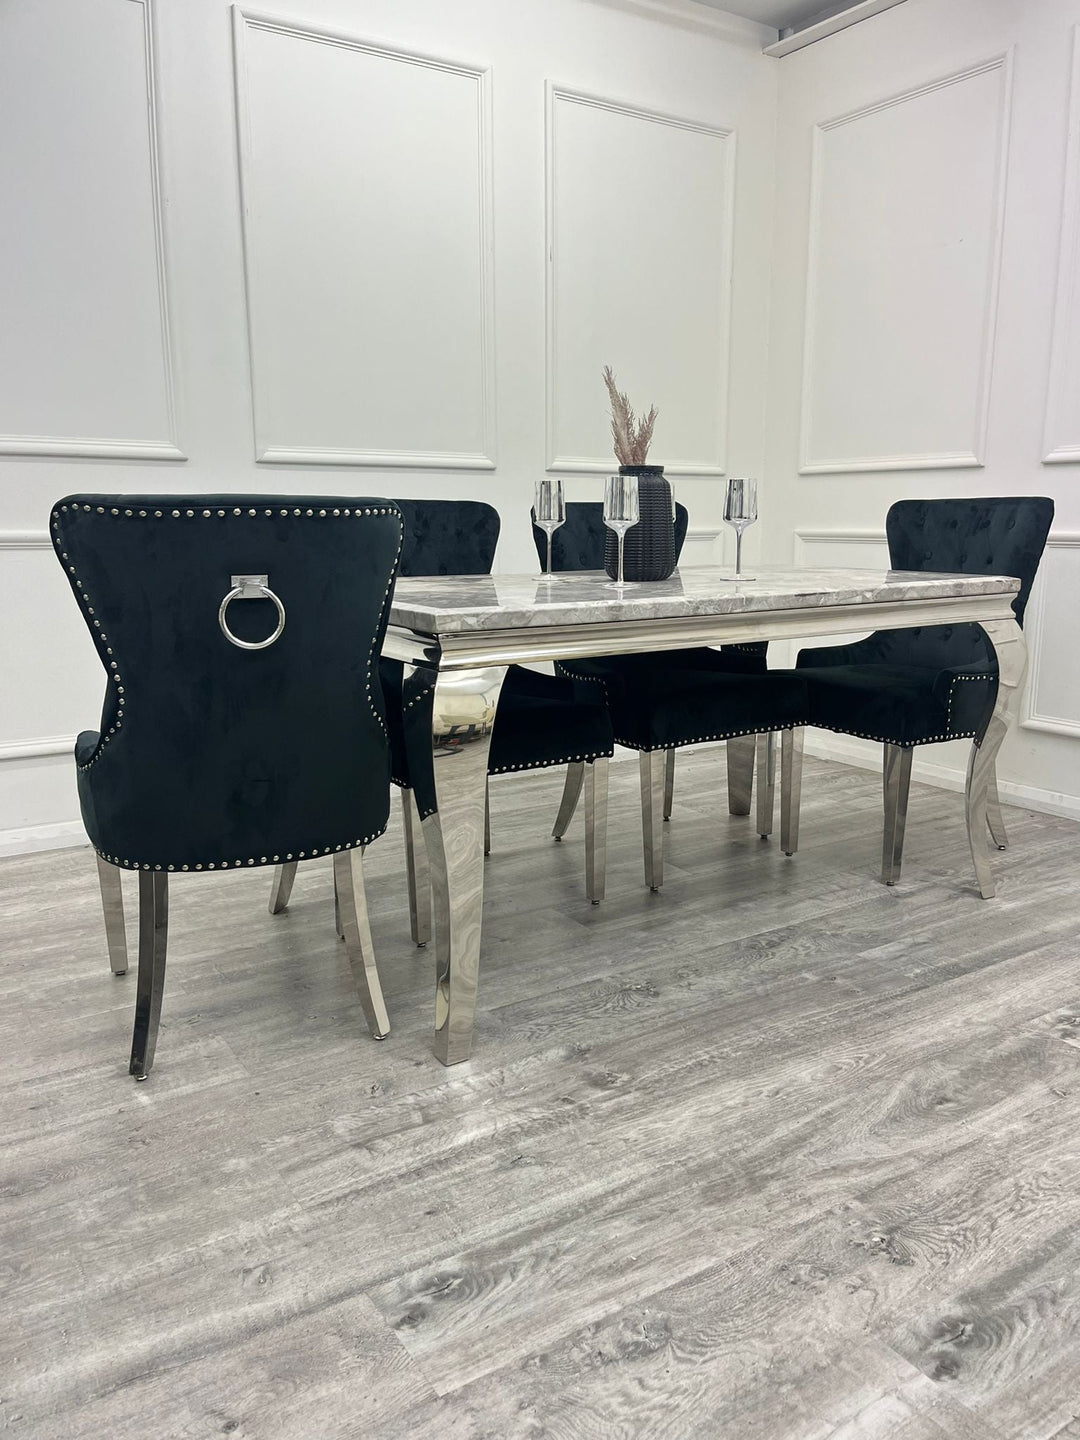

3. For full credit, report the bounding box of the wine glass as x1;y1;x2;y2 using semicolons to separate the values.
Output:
724;477;758;580
603;474;639;587
534;479;565;575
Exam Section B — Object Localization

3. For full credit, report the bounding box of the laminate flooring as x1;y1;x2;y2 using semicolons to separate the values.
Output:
2;748;1080;1440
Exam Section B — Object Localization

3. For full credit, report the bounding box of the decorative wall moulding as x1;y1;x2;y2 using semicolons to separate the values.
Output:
0;0;182;462
798;54;1013;476
232;8;496;470
545;84;735;477
0;736;78;764
1021;533;1080;740
0;530;52;551
1043;28;1080;465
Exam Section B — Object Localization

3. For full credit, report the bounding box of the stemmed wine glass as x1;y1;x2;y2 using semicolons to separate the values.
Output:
603;473;639;587
534;479;566;575
724;477;758;580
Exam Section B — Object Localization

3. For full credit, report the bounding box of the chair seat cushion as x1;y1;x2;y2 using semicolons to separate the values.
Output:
381;659;612;786
798;662;997;746
560;657;807;751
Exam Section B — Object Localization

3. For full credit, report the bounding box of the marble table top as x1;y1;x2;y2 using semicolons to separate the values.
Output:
388;566;1020;635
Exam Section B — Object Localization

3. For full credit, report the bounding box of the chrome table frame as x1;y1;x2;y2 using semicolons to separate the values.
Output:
385;576;1024;1066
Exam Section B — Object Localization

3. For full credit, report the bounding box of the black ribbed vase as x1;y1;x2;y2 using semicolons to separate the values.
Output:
604;465;676;582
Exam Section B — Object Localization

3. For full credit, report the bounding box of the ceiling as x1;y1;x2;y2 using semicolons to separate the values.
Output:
690;0;854;30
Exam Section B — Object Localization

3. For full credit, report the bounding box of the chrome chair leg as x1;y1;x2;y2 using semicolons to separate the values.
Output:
726;734;755;816
882;743;913;886
663;748;676;821
333;870;344;940
640;749;665;890
269;860;298;915
96;855;128;976
756;731;776;838
484;778;491;857
130;870;168;1080
781;727;804;855
585;757;609;903
986;763;1008;850
333;847;389;1040
401;786;432;947
552;761;585;839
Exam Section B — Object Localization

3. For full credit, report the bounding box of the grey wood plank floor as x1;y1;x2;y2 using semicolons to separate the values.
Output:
2;748;1079;1440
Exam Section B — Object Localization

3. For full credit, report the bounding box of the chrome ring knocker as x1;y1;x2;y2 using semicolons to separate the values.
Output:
218;574;286;650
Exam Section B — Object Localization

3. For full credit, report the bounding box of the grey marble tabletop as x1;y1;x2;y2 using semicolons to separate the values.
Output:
388;565;1020;635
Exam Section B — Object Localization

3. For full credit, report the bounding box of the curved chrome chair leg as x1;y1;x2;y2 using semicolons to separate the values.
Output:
333;847;389;1039
552;761;585;840
726;735;755;816
401;787;431;947
882;743;913;886
663;748;676;822
484;779;491;857
269;860;298;915
986;763;1008;851
640;749;665;891
96;855;128;976
966;617;1027;898
585;757;609;903
756;731;776;839
130;870;169;1080
781;727;804;855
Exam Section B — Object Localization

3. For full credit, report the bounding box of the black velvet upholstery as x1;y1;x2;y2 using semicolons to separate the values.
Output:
796;497;1054;748
52;495;403;871
382;500;612;792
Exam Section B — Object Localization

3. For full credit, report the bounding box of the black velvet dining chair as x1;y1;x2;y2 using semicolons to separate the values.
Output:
53;495;404;1079
531;501;784;866
792;496;1054;885
268;499;614;945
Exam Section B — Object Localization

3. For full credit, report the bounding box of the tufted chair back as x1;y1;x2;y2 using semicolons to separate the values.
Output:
52;496;403;873
531;501;689;572
394;499;499;576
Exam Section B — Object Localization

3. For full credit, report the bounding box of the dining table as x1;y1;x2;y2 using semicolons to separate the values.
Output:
382;565;1025;1066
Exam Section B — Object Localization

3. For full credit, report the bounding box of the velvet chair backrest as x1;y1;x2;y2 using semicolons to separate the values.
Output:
52;496;403;872
866;496;1055;671
531;501;689;572
394;499;499;576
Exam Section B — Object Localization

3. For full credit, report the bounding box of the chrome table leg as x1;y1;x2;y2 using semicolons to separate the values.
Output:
269;860;297;915
882;743;913;886
333;847;389;1039
405;655;506;1066
96;855;128;976
663;748;676;822
401;787;431;947
966;618;1027;898
726;734;755;816
640;749;665;890
756;731;776;838
552;761;585;839
585;757;609;903
986;762;1008;850
781;727;804;855
130;870;168;1080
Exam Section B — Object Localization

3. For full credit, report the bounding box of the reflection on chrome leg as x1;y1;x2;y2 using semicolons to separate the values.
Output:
781;727;804;856
401;787;431;947
726;734;755;816
640;749;666;891
96;855;128;976
986;763;1008;851
966;617;1027;898
756;731;776;838
881;743;913;886
552;761;585;839
333;847;389;1039
585;757;609;903
484;778;491;857
269;860;298;915
130;870;168;1080
663;748;676;822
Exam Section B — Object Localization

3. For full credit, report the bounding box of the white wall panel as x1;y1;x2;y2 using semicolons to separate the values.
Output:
1022;536;1080;738
800;55;1011;474
546;86;735;476
232;9;495;468
0;0;180;459
1043;29;1080;465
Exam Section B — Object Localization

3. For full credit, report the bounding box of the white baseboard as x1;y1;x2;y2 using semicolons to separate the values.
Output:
0;820;88;859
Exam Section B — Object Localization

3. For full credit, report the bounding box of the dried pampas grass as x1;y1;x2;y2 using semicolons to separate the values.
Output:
602;366;658;467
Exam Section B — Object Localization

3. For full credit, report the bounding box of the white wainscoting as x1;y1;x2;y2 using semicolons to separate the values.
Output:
1021;533;1080;738
799;54;1012;474
0;0;182;460
545;85;735;476
232;7;495;468
1043;28;1080;465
